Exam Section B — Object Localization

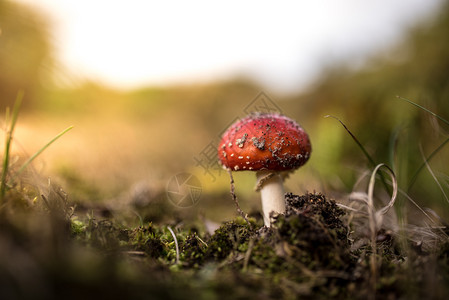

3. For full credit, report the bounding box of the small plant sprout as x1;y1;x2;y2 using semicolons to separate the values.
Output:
218;113;311;226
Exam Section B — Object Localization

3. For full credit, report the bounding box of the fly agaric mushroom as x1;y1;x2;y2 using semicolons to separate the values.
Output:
218;113;311;226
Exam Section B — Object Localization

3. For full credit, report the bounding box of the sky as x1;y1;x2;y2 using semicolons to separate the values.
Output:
15;0;444;93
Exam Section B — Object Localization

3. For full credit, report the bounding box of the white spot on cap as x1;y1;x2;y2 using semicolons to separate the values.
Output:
238;156;244;159
234;165;240;171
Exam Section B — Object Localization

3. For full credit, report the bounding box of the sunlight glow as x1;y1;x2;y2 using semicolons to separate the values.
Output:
15;0;443;92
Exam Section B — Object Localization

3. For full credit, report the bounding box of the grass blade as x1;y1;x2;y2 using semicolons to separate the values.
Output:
15;125;74;177
397;96;449;191
325;115;377;167
1;91;24;202
397;95;449;126
325;115;391;194
420;145;449;206
408;137;449;192
366;163;397;294
167;226;180;265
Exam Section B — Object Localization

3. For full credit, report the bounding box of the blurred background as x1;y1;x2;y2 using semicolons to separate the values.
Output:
1;0;449;223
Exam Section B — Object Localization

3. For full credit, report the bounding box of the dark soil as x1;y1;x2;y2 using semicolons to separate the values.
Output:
1;191;449;299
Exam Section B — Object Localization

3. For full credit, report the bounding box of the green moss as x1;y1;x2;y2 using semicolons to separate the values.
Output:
181;232;207;267
3;189;449;299
128;223;165;257
204;218;256;261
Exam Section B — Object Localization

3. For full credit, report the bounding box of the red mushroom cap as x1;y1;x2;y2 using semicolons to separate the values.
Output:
218;113;311;171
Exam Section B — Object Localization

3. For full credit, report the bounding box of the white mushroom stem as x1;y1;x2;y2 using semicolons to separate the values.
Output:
256;170;286;227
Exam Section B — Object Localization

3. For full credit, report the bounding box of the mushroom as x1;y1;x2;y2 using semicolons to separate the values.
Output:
218;113;311;227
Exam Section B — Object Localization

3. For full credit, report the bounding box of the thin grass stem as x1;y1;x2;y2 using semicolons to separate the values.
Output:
14;125;74;177
0;91;24;202
420;145;449;205
408;137;449;192
366;163;397;299
167;226;180;264
397;96;449;191
325;115;391;194
397;95;449;126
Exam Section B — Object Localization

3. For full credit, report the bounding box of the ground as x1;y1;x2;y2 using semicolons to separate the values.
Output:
1;187;448;300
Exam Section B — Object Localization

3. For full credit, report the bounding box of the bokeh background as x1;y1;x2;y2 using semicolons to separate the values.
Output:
1;0;449;223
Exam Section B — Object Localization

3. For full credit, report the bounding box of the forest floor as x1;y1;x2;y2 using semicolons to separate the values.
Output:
1;185;448;300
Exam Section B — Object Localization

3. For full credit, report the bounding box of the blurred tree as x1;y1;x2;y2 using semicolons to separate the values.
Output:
0;0;52;109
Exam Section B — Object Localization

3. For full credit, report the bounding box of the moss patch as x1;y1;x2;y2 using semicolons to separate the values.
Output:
1;191;449;299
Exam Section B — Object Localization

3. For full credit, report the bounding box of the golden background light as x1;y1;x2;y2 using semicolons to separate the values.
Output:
14;0;442;93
